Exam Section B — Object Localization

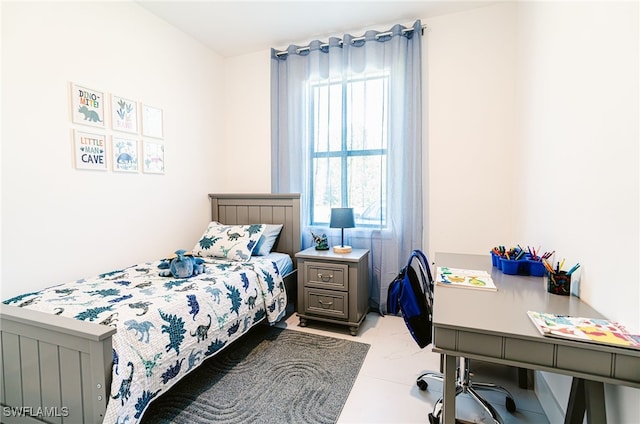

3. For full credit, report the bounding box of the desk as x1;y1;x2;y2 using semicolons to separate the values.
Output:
432;253;640;424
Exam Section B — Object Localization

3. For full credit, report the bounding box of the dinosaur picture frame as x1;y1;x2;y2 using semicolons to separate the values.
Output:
70;82;105;128
112;136;139;173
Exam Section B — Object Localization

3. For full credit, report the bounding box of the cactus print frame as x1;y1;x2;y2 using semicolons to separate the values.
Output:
143;141;164;174
71;83;105;128
112;95;138;134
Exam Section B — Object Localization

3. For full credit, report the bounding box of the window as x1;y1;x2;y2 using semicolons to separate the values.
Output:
308;73;388;228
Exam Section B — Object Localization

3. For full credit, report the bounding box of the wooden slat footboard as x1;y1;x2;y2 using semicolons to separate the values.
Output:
0;304;115;424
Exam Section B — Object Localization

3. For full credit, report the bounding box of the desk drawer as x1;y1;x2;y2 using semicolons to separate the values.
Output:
504;338;555;367
615;354;640;383
434;328;502;357
303;288;348;320
304;261;348;291
557;345;613;378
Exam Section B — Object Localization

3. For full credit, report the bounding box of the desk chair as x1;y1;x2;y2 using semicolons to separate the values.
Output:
417;356;516;424
388;250;516;424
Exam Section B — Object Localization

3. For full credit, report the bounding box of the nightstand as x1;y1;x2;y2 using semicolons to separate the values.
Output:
295;247;369;336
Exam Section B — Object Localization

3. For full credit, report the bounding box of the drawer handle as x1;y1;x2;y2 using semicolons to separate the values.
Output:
318;273;333;282
318;299;334;308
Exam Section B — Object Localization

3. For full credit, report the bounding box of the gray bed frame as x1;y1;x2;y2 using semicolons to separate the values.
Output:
0;193;301;424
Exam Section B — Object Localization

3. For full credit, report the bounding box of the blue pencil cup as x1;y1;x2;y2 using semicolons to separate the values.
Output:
500;258;521;275
528;260;546;277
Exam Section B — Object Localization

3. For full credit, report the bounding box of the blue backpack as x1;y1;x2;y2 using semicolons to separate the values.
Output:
387;250;434;348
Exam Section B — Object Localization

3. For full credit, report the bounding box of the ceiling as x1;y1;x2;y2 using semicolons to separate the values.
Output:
137;1;498;58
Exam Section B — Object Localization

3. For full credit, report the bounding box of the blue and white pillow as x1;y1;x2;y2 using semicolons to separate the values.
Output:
193;222;265;262
252;224;283;256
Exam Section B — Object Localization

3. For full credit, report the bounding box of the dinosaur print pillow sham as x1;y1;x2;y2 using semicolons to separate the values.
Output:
2;255;287;424
192;222;265;261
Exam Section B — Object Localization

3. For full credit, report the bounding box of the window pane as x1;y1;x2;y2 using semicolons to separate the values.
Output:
312;83;343;153
348;155;386;227
346;77;387;151
311;156;342;225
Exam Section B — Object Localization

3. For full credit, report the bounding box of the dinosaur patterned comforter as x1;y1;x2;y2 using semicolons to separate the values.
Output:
2;256;288;424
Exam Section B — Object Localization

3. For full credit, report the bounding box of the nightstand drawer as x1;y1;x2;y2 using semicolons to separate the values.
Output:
304;288;348;320
304;261;348;291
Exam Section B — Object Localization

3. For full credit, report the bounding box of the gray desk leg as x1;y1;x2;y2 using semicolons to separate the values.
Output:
442;354;457;424
518;367;533;389
565;377;606;424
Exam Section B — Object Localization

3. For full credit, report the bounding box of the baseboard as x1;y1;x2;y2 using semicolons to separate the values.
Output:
534;371;565;423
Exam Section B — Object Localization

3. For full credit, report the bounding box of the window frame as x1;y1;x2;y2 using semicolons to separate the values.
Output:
307;72;389;228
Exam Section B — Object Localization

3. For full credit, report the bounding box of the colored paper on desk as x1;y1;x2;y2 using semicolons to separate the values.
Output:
527;311;640;350
435;267;497;291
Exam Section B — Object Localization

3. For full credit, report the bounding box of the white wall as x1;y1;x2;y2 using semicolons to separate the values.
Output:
1;2;226;299
221;51;272;191
516;0;639;332
515;2;639;422
425;2;518;257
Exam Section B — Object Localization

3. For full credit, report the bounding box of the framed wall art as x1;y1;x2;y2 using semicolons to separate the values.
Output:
111;95;138;133
112;137;139;173
141;104;163;138
74;130;107;171
143;141;164;174
71;83;105;128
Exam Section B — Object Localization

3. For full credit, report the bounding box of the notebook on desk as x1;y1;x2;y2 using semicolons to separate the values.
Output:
435;266;497;291
527;311;640;350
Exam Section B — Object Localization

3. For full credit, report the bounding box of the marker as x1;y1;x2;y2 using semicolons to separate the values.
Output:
567;263;581;275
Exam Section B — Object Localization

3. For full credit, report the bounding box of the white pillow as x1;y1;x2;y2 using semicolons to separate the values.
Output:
193;222;265;262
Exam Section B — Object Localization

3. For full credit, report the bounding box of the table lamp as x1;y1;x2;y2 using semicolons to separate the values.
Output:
330;208;355;254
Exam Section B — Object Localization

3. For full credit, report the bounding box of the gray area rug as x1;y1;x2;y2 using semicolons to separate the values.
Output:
141;325;370;424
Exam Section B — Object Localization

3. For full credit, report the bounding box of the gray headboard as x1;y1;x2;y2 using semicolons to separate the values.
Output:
208;193;301;260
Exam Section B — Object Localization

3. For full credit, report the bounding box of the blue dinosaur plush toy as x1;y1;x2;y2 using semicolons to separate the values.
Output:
158;249;205;278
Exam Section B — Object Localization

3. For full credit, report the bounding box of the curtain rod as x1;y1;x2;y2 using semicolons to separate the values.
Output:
274;24;425;58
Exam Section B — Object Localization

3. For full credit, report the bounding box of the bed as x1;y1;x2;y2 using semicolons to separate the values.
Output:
0;193;301;424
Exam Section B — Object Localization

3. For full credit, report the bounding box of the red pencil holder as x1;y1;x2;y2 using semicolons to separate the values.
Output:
547;271;571;295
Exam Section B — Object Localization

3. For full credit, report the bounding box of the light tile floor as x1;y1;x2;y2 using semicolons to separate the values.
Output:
276;311;550;424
